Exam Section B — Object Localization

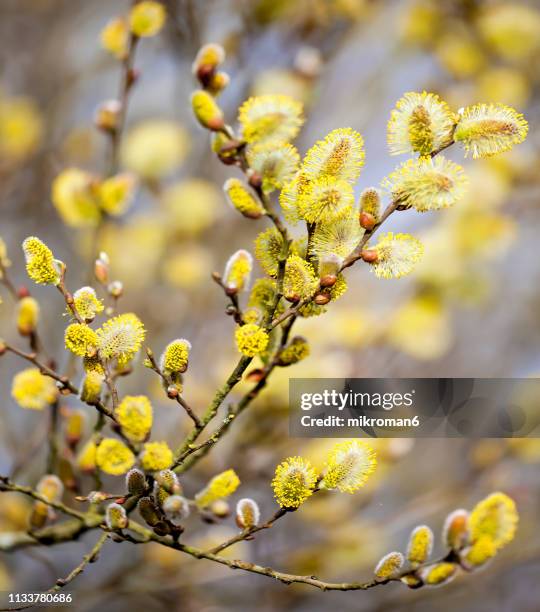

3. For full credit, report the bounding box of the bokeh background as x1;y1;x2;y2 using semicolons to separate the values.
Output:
1;0;540;610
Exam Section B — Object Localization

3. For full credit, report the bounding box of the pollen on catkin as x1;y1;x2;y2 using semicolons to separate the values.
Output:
279;171;309;224
387;91;456;156
223;249;253;293
95;438;135;475
64;323;98;357
22;237;61;285
140;441;174;471
277;336;310;366
116;395;153;442
126;468;147;495
302;127;364;184
247;277;276;306
461;535;497;569
320;440;377;493
76;439;97;472
311;213;363;262
11;368;58;410
81;370;105;405
469;492;518;551
407;525;434;567
235;323;269;357
454;103;528;158
195;469;240;508
381;156;468;212
16;296;39;335
420;562;458;586
98;173;137;216
51;167;102;228
272;456;317;509
236;498;260;529
191;90;224;131
83;354;105;376
96;313;145;363
224;178;265;219
359;187;381;221
129;1;166;37
65;409;85;447
246;142;300;192
374;552;405;579
238;94;304;144
368;232;424;279
160;339;191;374
297;175;354;223
72;287;104;322
100;17;129;59
254;227;285;277
283;255;318;302
106;503;128;530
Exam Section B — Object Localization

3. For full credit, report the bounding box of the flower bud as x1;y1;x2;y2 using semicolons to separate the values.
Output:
29;501;50;530
224;178;265;220
192;43;225;79
37;474;64;502
108;280;123;298
94;100;121;132
208;72;230;96
155;469;181;495
126;468;147;495
360;249;378;263
419;562;457;586
210;499;230;518
406;525;434;568
100;18;128;59
236;498;260;529
16;296;39;336
138;496;161;527
163;495;190;524
223;250;253;294
87;491;109;504
160;339;191;376
191;90;225;131
314;292;330;305
65;409;85;448
94;252;110;285
374;551;404;580
129;1;166;38
80;371;104;405
442;509;470;551
359;211;376;231
106;502;128;530
359;187;381;222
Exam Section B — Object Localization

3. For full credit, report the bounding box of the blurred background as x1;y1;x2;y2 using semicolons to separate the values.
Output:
1;0;540;610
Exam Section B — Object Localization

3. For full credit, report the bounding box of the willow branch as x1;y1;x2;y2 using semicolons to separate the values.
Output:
3;343;114;420
145;348;202;427
208;507;289;555
175;316;296;472
0;476;87;521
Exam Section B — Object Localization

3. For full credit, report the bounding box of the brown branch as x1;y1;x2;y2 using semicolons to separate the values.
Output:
207;507;289;555
145;348;202;427
3;343;114;420
0;476;87;521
